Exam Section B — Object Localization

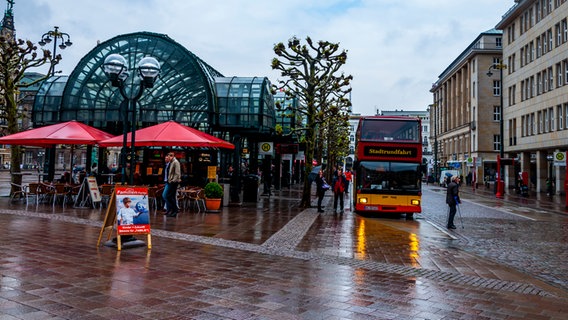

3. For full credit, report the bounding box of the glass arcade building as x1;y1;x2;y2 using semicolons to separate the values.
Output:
32;32;282;185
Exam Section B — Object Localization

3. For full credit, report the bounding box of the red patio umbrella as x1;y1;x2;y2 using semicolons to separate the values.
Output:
98;120;234;149
0;120;115;146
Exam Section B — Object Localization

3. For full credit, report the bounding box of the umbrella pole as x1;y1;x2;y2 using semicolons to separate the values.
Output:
70;145;74;184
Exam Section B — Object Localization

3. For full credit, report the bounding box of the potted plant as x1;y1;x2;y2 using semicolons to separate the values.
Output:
204;181;223;211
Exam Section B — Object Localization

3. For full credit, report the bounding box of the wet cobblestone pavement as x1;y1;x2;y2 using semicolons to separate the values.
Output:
0;183;567;319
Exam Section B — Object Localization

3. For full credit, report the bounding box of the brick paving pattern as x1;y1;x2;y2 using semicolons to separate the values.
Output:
0;184;567;319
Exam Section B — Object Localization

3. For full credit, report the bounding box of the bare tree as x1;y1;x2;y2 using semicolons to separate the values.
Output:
0;33;58;191
271;36;352;208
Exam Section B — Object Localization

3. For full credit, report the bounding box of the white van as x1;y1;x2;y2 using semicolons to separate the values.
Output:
439;170;459;187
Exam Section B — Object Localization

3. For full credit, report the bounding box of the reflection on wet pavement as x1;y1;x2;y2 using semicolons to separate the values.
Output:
0;182;567;319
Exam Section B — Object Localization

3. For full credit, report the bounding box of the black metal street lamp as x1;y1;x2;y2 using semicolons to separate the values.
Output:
38;26;72;76
487;62;507;198
38;27;72;182
429;103;439;184
103;54;161;185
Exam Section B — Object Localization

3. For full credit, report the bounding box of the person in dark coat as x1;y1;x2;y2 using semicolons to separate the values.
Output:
314;169;328;213
332;167;348;214
445;175;461;229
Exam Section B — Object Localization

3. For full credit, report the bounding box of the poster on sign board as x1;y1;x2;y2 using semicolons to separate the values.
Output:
114;186;151;235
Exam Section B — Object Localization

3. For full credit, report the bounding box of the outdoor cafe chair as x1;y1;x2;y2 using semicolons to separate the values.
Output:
52;184;68;207
67;184;81;204
100;184;114;208
42;183;68;208
186;187;206;213
176;187;189;211
26;182;42;206
148;186;165;212
10;182;28;202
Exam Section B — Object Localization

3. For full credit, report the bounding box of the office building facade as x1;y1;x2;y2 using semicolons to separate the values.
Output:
430;29;503;187
497;0;568;194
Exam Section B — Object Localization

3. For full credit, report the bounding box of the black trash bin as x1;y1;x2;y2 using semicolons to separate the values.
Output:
242;174;260;202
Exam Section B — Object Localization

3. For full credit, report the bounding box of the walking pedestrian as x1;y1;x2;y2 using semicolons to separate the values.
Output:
546;178;554;196
314;169;328;213
445;175;461;229
332;167;348;214
162;152;181;217
344;169;352;194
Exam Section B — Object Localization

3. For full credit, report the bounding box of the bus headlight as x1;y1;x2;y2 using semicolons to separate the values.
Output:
411;199;420;206
359;197;368;204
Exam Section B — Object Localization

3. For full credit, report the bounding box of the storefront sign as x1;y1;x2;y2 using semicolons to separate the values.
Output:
554;152;566;166
207;166;217;179
259;142;274;156
277;143;299;154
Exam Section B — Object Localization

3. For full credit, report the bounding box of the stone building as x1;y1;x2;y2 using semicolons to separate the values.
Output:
497;0;568;194
430;29;503;187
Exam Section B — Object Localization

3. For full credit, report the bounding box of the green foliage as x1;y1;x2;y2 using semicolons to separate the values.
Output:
204;181;223;199
271;36;352;208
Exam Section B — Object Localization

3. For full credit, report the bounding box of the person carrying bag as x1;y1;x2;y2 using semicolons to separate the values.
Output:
315;169;328;213
332;168;348;214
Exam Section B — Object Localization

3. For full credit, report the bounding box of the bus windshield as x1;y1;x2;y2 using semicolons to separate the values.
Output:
357;161;421;193
360;119;420;143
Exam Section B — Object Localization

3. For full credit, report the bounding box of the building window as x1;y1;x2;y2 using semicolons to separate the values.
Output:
494;106;501;121
511;53;516;72
556;23;562;47
537;72;543;94
493;80;501;96
550;107;555;131
558;105;563;130
496;37;502;48
493;135;501;151
557;63;563;87
565;103;568;129
563;18;568;43
493;57;501;67
549;67;554;90
544;109;549;132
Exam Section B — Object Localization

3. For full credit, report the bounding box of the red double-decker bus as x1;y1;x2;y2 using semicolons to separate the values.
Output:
353;116;423;219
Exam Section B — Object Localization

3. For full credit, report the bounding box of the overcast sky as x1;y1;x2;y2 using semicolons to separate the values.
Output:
12;0;514;116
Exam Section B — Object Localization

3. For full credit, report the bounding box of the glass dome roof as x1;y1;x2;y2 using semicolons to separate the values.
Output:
32;31;276;137
59;32;222;135
32;75;68;125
